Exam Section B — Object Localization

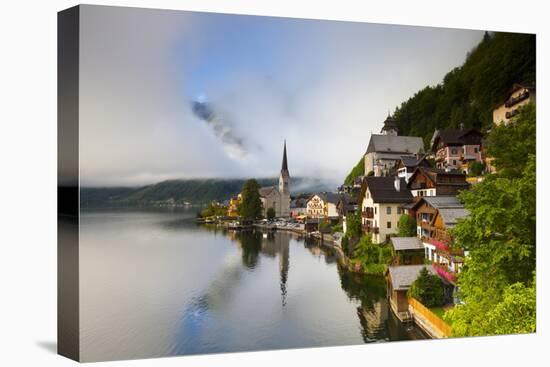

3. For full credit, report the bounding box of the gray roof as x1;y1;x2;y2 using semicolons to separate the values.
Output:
366;177;412;203
316;192;342;204
387;265;436;291
366;134;425;155
422;196;463;209
259;186;277;197
391;237;424;251
438;208;469;228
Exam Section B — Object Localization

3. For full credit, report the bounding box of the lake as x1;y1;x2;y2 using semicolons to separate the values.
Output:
79;208;425;362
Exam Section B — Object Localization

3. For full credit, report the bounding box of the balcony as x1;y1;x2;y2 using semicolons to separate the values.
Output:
362;209;374;219
433;263;458;284
504;90;530;108
505;109;519;119
362;224;379;234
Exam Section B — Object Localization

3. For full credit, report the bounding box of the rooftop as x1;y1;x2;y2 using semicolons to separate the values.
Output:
387;265;436;291
391;237;424;251
366;176;412;203
366;134;425;155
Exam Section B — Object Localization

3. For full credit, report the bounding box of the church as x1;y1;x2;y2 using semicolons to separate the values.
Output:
364;115;425;177
259;142;291;218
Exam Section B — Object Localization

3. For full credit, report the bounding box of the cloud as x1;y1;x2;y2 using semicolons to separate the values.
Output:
78;6;483;186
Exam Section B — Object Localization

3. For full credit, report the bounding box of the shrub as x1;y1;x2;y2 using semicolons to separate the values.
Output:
408;267;446;307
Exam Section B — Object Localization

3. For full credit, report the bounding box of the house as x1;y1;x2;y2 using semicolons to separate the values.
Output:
364;115;425;177
306;192;341;220
390;237;425;265
227;195;241;217
410;196;469;283
493;83;536;125
336;193;358;217
258;142;291;218
386;265;436;319
407;166;469;197
394;154;431;182
360;176;412;244
430;128;483;173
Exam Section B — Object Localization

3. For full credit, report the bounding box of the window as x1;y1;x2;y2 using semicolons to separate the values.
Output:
374;207;377;215
387;221;391;229
397;207;402;215
386;206;391;215
451;149;457;155
453;159;457;165
474;147;479;153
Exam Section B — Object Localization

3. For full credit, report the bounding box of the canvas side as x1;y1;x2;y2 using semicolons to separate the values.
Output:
57;5;80;362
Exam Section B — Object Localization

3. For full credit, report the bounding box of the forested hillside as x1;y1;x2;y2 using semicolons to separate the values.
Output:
344;31;535;183
80;177;335;208
394;31;535;148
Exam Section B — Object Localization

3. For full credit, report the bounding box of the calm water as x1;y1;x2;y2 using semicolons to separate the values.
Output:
80;208;424;362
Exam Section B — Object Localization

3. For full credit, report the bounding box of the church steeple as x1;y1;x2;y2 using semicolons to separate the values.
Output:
279;141;290;195
380;113;398;136
281;140;289;175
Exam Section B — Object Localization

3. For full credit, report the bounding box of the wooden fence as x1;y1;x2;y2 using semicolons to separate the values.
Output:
408;298;452;337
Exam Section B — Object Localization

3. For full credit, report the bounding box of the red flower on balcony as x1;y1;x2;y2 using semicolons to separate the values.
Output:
430;239;449;252
433;263;457;283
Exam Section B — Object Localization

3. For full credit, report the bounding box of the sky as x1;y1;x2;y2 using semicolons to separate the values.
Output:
79;5;483;187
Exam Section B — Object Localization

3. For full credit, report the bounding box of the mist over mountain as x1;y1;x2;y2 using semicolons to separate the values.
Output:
80;176;339;208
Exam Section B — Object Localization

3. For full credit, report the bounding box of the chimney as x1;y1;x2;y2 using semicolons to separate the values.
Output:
394;176;401;192
460;122;464;130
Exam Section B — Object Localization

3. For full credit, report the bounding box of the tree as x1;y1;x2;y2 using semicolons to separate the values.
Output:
266;207;276;220
486;103;535;178
345;211;362;240
237;179;263;220
446;155;536;336
397;214;416;237
448;273;536;336
468;161;485;176
408;267;445;308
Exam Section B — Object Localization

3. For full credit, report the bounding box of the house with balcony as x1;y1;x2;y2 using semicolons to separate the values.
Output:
409;196;469;284
360;176;412;244
430;128;483;173
407;166;470;198
493;83;536;125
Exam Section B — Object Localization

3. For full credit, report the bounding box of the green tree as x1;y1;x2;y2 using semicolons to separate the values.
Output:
446;155;536;336
468;161;485;176
345;211;362;240
237;179;263;220
486;103;535;178
397;214;416;237
408;267;445;308
266;207;276;220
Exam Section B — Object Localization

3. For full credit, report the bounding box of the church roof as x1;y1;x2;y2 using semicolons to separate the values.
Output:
381;115;398;133
281;141;289;176
365;134;424;155
259;186;278;198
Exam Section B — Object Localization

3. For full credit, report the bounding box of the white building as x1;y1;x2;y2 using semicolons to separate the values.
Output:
360;176;413;244
364;115;425;177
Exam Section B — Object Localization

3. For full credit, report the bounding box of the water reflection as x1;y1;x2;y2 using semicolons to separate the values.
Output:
80;210;423;361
